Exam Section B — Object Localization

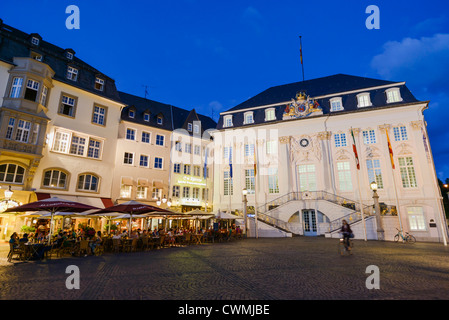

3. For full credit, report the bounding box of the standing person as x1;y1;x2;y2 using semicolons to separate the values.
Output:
89;231;102;255
340;220;353;251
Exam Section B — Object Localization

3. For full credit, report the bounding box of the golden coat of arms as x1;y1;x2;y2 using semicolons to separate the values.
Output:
283;92;322;120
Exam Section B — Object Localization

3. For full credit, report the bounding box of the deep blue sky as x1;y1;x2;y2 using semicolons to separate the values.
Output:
1;0;449;179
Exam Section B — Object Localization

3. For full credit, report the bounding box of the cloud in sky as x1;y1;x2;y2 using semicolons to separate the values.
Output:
241;6;264;34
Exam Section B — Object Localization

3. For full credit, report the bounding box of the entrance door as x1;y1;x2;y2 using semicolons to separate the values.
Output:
303;209;317;236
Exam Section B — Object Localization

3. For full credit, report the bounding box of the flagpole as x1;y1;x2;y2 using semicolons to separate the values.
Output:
351;128;367;241
254;143;259;239
299;36;305;82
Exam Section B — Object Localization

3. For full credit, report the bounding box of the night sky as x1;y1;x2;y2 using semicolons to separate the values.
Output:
1;0;448;179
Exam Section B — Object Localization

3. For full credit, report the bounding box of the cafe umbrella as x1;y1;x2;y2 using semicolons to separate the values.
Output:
89;200;173;236
3;197;101;245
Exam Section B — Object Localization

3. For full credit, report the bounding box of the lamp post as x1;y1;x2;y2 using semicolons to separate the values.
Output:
4;185;13;201
242;188;248;237
370;181;385;241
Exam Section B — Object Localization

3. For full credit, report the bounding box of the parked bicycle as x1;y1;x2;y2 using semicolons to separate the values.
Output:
394;228;416;244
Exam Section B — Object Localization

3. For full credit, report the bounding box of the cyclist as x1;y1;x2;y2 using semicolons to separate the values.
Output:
340;220;353;251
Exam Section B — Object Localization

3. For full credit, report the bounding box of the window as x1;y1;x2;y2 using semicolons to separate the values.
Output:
193;124;200;134
157;116;163;125
268;167;279;194
202;188;209;201
193;166;201;176
244;144;255;157
223;146;233;160
154;157;163;169
66;52;74;60
31;37;40;46
66;66;78;81
175;142;182;152
40;86;48;106
298;164;317;192
266;140;277;154
224;170;233;196
15;120;31;143
224;115;233;128
362;130;376;144
59;95;76;117
77;174;99;192
87;139;101;159
192;188;200;199
156;134;164;146
10;77;23;98
53;131;70;153
265;108;276;121
92;105;107;126
187;123;193;132
70;136;86;156
0;164;25;184
244;112;254;124
194;145;201;155
367;159;384;189
399;157;417;188
42;169;67;189
136;186;147;199
334;133;347;148
337;161;353;191
31;123;40;145
95;78;104;91
120;183;132;198
152;188;161;200
141;132;150;144
173;163;181;173
245;169;255;194
172;185;180;198
393;126;408;141
31;52;43;61
185;143;192;154
124;152;134;165
184;164;191;175
407;207;426;231
126;128;136;141
128;109;135;118
144;113;150;122
386;88;402;103
357;93;372;108
140;155;149;167
6;118;15;140
182;187;190;198
24;79;39;102
330;97;344;112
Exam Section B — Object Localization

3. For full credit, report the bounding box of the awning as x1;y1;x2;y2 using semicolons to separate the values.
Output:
50;194;107;209
35;192;51;200
101;198;114;208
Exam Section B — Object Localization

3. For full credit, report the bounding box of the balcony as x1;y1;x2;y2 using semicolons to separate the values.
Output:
0;138;44;156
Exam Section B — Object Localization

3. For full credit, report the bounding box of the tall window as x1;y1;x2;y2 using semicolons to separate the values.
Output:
24;79;39;102
298;164;317;191
126;128;135;140
141;132;151;144
0;164;25;184
193;166;201;176
334;133;347;147
157;116;163;125
59;95;76;117
77;174;99;192
265;108;276;121
40;86;48;106
224;115;233;128
362;130;376;144
87;139;101;159
124;152;134;165
136;186;147;200
42;169;67;189
15;120;31;143
182;186;190;198
337;161;353;191
140;155;149;167
92;105;106;126
53;131;70;153
245;169;255;194
357;93;371;107
386;88;402;103
192;188;200;199
184;164;191;175
393;126;408;141
10;77;23;98
156;134;164;146
399;157;417;188
6;118;15;140
154;157;163;169
268;167;279;194
266;140;277;154
95;78;104;91
367;159;383;189
244;112;254;124
173;163;181;174
224;170;233;196
66;66;78;81
330;97;344;111
244;144;255;157
70;136;86;156
152;188;161;199
407;207;426;231
223;146;232;160
172;185;180;198
185;143;192;154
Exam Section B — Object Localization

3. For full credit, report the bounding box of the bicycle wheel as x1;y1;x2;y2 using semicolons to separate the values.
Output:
394;234;400;242
406;235;416;244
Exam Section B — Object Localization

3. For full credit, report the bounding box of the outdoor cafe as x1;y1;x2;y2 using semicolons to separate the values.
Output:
4;198;244;263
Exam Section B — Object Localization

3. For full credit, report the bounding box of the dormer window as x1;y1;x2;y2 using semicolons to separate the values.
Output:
244;112;254;125
66;66;78;81
357;93;372;108
187;123;193;132
265;108;276;121
157;116;163;125
330;97;344;111
95;77;104;91
224;115;233;128
66;52;73;60
386;88;403;104
144;112;150;122
31;37;40;46
31;52;43;61
128;109;135;118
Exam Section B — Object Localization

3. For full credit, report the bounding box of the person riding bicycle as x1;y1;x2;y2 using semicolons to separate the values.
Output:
340;220;353;251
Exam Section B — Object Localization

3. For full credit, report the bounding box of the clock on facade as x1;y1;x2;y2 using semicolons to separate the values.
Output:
299;138;310;148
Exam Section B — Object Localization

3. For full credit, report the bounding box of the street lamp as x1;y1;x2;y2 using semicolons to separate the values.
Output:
242;188;248;237
370;181;385;240
162;195;167;203
4;185;13;200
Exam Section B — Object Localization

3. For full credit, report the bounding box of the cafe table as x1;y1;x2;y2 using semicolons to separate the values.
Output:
192;233;203;245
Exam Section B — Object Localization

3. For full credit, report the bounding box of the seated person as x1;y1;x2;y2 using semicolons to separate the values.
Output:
89;231;103;254
19;233;29;243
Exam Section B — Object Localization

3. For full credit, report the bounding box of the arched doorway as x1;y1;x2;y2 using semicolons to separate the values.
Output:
302;209;317;236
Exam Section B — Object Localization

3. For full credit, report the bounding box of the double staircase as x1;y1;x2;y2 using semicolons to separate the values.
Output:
240;191;372;236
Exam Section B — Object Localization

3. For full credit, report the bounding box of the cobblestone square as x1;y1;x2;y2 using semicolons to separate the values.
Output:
1;237;448;301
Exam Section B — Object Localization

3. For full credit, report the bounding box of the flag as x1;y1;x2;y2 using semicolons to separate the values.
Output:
300;40;303;65
229;147;233;178
203;147;208;179
386;129;395;169
351;128;360;170
253;145;257;176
